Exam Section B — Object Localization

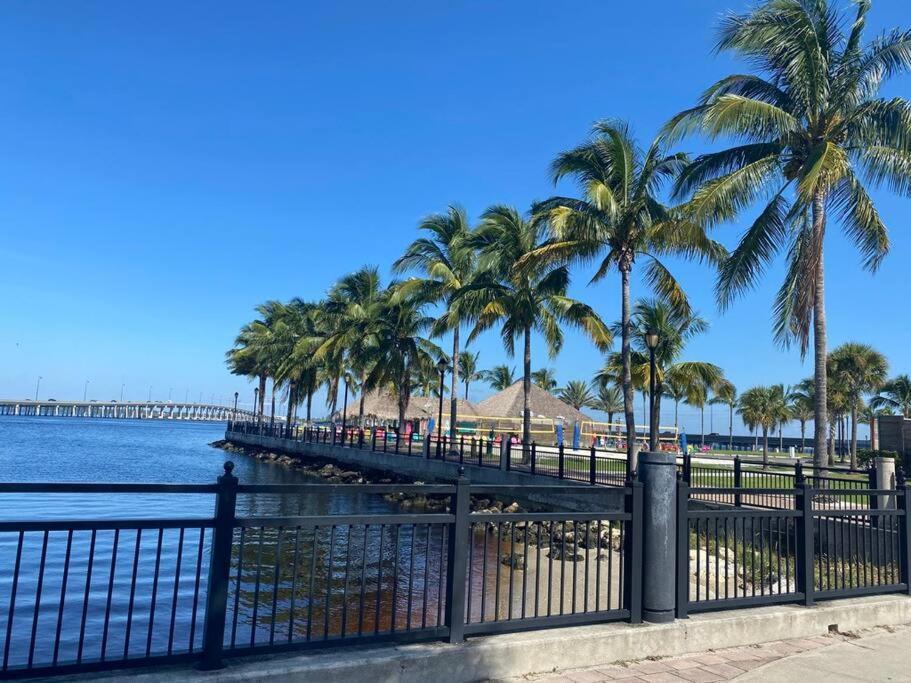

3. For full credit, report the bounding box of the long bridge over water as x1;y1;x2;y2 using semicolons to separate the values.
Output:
0;399;255;421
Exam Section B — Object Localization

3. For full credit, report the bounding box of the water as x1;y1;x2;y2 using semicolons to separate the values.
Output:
0;416;412;671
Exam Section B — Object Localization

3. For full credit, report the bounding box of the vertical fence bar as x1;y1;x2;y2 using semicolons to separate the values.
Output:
530;442;536;476
733;456;742;508
558;443;565;480
675;476;689;619
445;473;470;642
589;446;597;485
199;462;238;670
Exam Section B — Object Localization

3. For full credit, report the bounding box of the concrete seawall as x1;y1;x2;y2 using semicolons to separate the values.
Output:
224;430;626;512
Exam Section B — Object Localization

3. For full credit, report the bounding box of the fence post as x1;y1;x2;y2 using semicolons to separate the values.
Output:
372;430;377;452
868;464;878;521
639;451;676;623
624;477;644;624
683;452;692;483
675;474;689;619
199;461;238;670
558;443;565;480
734;456;742;508
530;441;536;475
445;471;470;642
505;439;512;471
898;469;911;594
590;445;597;485
459;436;465;465
795;477;815;607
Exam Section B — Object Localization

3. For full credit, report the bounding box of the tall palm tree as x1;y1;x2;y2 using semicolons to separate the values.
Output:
667;0;911;470
687;386;709;447
480;365;517;392
458;350;481;400
829;342;888;466
789;381;814;451
664;375;690;434
362;286;442;432
589;383;624;425
872;374;911;417
738;386;783;468
318;267;384;426
770;383;791;452
710;379;737;450
532;121;724;467
531;368;559;392
394;205;478;441
559;380;596;411
226;300;286;422
463;205;612;445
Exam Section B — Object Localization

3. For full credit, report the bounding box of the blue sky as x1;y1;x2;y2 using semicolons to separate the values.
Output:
1;1;909;436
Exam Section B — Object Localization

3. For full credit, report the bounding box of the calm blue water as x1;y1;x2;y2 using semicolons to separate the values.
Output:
0;417;412;671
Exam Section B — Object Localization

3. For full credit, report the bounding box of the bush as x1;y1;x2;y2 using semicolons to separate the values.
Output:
857;448;900;468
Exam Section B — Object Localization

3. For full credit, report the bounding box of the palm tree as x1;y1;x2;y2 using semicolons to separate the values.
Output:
532;368;559;392
362;286;442;432
458;350;481;400
789;381;814;451
710;379;737;450
770;383;791;452
559;380;596;411
226;300;287;423
829;342;888;466
532;121;724;467
872;375;911;418
480;365;516;392
667;0;911;471
394;205;478;441
462;205;612;445
687;386;708;448
589;384;624;425
664;375;690;434
318;267;384;426
738;386;782;468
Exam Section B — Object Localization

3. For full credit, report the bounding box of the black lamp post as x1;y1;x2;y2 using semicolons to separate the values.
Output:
233;391;239;421
436;358;448;459
254;387;259;425
341;372;351;445
644;328;660;452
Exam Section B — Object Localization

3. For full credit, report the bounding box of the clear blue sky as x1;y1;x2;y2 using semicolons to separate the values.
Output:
1;1;908;436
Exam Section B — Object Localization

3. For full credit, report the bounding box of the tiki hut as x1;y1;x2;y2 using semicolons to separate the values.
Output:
336;390;479;433
474;381;592;426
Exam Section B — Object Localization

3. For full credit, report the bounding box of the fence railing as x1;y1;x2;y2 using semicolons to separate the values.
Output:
676;477;911;616
0;468;641;678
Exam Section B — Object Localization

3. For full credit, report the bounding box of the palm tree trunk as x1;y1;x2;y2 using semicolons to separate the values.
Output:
812;192;828;475
285;381;295;426
828;421;836;466
652;384;663;451
800;421;806;451
269;381;277;427
778;423;783;452
762;428;769;469
674;401;680;432
850;404;858;468
728;404;733;451
522;325;532;449
398;362;411;436
700;406;705;446
620;260;636;475
258;375;267;421
306;391;313;422
464;378;469;401
358;370;367;427
450;326;460;442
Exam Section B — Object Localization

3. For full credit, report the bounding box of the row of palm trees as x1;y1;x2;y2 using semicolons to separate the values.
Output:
228;0;911;473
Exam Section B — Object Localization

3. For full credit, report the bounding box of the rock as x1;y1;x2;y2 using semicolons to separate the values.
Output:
547;548;583;562
503;502;522;514
501;553;526;570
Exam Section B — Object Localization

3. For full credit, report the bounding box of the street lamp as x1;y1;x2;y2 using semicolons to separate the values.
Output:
83;380;89;402
254;387;259;424
35;376;42;402
341;372;351;445
436;358;448;459
644;328;660;452
233;391;239;420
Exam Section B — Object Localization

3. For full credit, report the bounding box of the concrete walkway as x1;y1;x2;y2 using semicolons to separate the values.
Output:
517;624;910;682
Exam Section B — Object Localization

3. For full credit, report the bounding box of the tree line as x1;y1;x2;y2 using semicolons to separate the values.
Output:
227;0;911;472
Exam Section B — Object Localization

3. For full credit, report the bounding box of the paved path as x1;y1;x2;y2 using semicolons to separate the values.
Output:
512;624;910;682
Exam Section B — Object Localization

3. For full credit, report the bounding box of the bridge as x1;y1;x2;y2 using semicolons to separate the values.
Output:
0;400;255;422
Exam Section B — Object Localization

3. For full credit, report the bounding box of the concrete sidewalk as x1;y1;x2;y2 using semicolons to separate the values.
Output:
739;625;911;681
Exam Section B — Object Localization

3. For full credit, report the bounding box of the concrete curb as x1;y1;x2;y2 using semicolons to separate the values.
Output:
71;595;911;682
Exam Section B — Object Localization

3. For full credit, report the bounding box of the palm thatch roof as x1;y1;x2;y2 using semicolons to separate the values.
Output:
335;390;478;422
474;381;592;424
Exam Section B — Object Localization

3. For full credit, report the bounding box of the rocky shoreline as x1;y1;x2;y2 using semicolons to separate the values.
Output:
210;438;529;515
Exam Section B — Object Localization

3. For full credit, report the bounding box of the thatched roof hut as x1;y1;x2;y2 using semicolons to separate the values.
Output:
335;390;478;424
474;381;592;425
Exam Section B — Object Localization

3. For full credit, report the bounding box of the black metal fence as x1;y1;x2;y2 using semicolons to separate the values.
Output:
0;469;642;678
676;476;911;616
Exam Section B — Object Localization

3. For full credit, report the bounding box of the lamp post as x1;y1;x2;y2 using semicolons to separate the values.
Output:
233;392;239;420
120;383;125;402
341;372;351;445
254;387;259;424
83;380;89;402
644;328;660;452
436;358;448;459
35;376;42;402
